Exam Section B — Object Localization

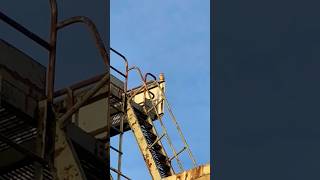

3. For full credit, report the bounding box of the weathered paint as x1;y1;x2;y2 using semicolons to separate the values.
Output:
126;102;162;180
54;124;87;180
163;164;210;180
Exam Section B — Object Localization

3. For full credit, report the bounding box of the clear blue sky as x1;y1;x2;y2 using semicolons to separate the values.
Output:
110;0;210;179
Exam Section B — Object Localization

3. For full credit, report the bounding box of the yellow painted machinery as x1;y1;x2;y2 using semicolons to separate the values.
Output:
0;1;210;179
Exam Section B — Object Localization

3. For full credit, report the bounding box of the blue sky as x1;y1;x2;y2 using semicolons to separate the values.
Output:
110;0;210;179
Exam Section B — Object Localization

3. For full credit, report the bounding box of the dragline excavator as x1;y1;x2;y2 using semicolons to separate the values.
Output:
0;1;210;179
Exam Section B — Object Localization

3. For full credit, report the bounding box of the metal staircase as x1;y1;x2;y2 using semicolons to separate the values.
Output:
0;103;53;180
127;102;172;179
124;68;197;179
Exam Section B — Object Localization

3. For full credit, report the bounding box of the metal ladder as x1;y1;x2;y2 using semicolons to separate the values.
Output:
108;48;131;180
125;67;197;179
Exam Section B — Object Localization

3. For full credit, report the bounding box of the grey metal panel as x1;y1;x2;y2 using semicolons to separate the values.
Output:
0;78;39;118
0;39;46;92
0;39;46;118
66;123;106;161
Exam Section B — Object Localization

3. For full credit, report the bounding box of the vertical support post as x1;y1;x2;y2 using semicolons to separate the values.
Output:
48;0;58;103
45;0;58;177
158;73;165;115
35;101;47;180
105;1;111;179
117;93;125;180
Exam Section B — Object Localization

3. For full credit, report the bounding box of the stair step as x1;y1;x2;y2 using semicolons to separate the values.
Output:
144;131;157;142
127;102;172;178
150;149;168;162
132;107;148;120
138;120;153;130
150;143;162;151
158;164;171;173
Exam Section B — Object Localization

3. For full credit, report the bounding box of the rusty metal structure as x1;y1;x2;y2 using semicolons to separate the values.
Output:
0;1;210;179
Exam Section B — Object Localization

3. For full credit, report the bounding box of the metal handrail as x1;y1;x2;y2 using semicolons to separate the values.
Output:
109;48;128;180
56;16;109;65
110;47;129;92
141;73;184;172
48;0;58;102
144;73;198;167
110;167;131;180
